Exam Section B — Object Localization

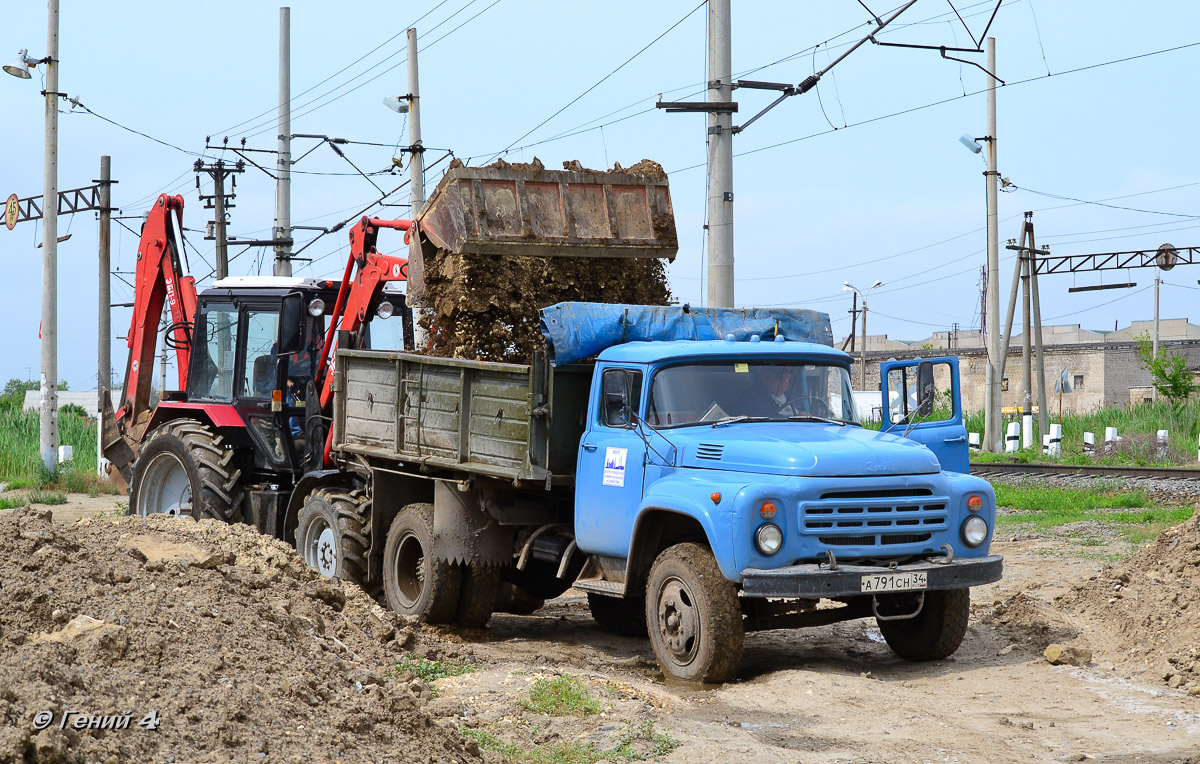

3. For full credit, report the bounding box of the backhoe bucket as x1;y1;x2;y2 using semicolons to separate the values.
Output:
408;160;678;301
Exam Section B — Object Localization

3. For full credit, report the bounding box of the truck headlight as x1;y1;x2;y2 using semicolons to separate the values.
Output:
755;523;783;555
961;515;988;547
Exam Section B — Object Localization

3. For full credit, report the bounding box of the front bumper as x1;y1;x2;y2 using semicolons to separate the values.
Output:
741;555;1003;598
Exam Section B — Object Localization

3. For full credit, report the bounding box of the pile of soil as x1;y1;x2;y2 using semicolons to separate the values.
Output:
420;158;672;363
1065;512;1200;693
0;507;487;764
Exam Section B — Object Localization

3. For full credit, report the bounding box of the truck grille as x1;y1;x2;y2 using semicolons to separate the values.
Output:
799;487;948;547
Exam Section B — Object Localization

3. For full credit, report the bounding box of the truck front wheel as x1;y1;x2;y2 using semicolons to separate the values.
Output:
876;588;970;661
129;420;242;522
382;503;462;624
645;543;743;683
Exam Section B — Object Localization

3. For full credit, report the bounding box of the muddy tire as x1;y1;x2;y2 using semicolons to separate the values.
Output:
495;582;545;615
455;564;502;629
382;503;461;624
587;593;648;637
295;487;375;594
877;588;970;661
129;420;242;522
645;543;743;683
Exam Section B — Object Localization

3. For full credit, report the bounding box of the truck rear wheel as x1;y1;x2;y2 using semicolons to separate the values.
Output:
587;593;648;637
877;588;970;661
382;503;461;624
129;420;242;522
455;564;502;629
296;487;374;593
645;543;743;683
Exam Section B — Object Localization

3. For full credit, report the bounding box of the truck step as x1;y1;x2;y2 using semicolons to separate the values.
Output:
572;578;626;597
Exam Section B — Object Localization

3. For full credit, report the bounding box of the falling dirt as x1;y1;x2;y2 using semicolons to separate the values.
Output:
0;507;487;764
420;158;672;363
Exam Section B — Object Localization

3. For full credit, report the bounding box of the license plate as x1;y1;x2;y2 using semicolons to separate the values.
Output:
860;571;928;593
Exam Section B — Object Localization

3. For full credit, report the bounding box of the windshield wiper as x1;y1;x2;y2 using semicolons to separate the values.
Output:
710;415;774;428
787;414;849;427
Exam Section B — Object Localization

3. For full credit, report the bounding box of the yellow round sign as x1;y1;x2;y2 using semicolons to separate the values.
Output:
4;194;17;231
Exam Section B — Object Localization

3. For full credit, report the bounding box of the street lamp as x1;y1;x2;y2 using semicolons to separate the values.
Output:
843;280;884;391
6;0;61;471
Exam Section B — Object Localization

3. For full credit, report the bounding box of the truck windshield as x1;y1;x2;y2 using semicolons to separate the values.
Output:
646;361;859;428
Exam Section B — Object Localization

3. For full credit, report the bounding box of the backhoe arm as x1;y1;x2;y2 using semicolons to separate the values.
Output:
101;193;195;489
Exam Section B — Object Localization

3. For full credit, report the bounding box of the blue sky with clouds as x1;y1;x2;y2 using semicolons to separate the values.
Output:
2;0;1198;389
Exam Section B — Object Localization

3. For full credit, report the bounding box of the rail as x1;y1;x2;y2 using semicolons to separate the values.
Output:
970;461;1200;481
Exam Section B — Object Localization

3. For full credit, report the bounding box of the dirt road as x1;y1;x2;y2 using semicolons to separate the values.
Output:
11;494;1199;763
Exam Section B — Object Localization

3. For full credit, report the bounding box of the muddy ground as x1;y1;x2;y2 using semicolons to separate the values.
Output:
2;489;1198;763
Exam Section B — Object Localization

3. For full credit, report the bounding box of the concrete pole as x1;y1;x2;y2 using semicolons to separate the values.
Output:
983;37;1001;452
214;162;229;279
274;6;292;276
1153;274;1160;402
98;156;111;398
1028;225;1049;435
1021;252;1032;418
860;301;868;391
706;0;734;308
406;27;428;348
407;28;425;215
39;0;60;472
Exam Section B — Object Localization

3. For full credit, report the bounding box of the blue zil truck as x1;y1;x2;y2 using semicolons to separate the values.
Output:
299;301;1002;683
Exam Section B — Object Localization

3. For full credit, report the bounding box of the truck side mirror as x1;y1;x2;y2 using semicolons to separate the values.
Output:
602;369;634;428
279;294;303;355
916;360;935;418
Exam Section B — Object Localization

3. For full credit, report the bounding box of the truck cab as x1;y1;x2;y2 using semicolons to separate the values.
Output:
572;336;1000;682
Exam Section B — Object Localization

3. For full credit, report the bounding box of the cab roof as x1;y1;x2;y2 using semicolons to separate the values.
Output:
596;338;851;365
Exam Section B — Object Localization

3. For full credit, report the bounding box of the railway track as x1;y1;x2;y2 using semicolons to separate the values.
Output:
970;461;1200;481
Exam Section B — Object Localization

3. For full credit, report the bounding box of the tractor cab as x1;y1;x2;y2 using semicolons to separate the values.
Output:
184;276;412;475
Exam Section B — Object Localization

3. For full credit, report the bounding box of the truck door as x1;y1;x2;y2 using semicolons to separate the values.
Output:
574;367;647;557
879;356;969;474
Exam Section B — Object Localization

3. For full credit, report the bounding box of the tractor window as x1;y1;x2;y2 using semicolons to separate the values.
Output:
191;304;239;401
243;309;281;399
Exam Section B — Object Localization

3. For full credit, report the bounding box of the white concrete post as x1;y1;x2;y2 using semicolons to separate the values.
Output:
1105;426;1119;444
1005;422;1020;453
968;432;981;451
1083;431;1095;453
1021;413;1033;450
1048;424;1063;457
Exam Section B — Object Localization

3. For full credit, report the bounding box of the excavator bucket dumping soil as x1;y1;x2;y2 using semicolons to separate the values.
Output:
408;159;677;303
408;160;677;364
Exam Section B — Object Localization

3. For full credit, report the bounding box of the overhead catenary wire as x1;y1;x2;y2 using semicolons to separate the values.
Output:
668;41;1200;174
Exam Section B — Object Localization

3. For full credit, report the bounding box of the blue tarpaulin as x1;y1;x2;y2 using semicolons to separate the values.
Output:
539;302;834;365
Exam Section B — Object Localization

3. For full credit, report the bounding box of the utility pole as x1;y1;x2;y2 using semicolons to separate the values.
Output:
97;156;112;399
407;27;425;217
39;0;61;471
274;6;293;277
1153;273;1161;401
841;293;858;352
196;160;244;279
860;299;869;391
707;0;734;307
983;36;1001;453
1027;222;1049;436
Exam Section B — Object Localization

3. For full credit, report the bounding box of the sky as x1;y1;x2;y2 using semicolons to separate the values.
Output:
1;0;1198;390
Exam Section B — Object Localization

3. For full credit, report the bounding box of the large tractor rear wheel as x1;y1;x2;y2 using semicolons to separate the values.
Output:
129;420;242;522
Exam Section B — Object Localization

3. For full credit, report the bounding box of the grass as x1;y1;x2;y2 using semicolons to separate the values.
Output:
521;676;603;717
993;482;1194;544
392;656;477;683
459;720;679;764
0;406;120;495
0;490;70;509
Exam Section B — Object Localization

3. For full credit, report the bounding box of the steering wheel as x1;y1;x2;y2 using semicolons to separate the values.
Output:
778;394;833;419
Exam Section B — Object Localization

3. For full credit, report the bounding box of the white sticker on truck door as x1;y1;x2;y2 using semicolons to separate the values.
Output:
603;447;627;487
